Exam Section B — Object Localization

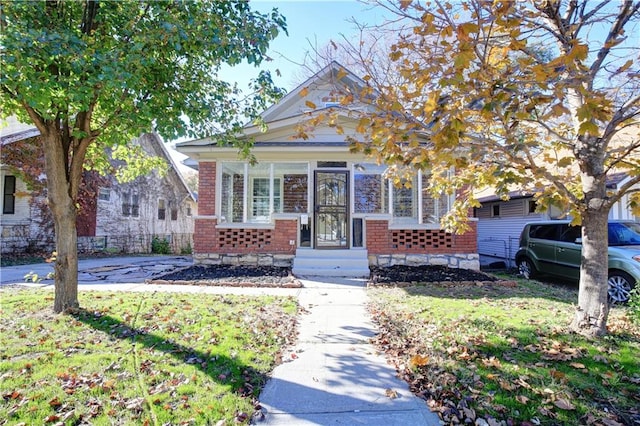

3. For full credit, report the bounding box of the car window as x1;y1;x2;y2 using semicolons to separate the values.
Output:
559;225;581;243
609;222;640;246
529;224;560;241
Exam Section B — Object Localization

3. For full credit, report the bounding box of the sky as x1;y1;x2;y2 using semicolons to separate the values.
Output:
219;0;390;92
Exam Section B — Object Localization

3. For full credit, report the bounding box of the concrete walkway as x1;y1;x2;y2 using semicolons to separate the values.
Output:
1;257;440;425
257;277;440;425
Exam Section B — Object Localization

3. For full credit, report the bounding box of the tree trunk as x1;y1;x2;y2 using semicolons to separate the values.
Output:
42;130;80;314
570;200;610;337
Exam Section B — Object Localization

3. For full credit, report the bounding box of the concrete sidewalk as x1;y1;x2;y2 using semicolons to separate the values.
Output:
257;277;440;425
2;258;440;425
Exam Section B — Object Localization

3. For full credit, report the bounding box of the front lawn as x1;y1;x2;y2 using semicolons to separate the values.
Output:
0;288;297;425
369;279;640;425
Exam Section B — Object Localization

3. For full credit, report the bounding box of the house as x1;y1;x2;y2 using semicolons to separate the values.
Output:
475;172;639;267
176;62;478;276
0;117;196;255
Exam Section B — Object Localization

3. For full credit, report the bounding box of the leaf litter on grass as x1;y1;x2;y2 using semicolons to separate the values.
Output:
0;288;298;425
368;279;640;426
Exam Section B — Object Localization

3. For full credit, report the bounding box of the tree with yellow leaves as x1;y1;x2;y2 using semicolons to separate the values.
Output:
330;0;639;337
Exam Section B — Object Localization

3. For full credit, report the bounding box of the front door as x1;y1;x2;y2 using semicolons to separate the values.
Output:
314;171;349;248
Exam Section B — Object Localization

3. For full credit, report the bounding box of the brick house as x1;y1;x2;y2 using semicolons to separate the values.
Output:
177;62;478;276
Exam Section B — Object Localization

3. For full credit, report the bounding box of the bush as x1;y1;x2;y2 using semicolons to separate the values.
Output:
628;286;640;325
151;236;171;254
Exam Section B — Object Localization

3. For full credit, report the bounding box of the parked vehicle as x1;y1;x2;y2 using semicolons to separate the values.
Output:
515;220;640;303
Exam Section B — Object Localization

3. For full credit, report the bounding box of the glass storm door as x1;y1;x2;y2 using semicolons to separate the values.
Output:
314;171;349;248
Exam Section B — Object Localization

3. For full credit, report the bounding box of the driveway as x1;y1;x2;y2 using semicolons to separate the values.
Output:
0;255;193;286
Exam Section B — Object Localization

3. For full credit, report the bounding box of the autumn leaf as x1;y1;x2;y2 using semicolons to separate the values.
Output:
299;87;309;97
385;388;398;399
554;398;575;410
409;354;429;367
305;100;317;109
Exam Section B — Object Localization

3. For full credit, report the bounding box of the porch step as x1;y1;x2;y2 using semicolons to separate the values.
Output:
292;249;370;278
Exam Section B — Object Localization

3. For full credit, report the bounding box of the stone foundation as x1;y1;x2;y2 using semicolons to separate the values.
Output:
194;253;295;267
368;253;480;270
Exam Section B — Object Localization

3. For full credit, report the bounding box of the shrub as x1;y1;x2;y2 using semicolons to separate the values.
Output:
628;286;640;325
151;236;171;254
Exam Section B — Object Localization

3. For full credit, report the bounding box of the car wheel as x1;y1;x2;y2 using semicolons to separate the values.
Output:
608;271;635;304
517;258;536;279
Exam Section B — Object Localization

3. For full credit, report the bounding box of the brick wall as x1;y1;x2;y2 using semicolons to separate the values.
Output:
198;162;216;216
366;219;477;255
193;218;297;256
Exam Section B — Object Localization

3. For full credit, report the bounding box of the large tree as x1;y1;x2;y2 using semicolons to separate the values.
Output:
315;0;639;337
0;0;286;313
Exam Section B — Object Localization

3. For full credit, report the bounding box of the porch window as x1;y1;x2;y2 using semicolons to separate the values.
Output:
354;164;388;214
353;165;452;225
221;162;308;223
421;173;451;224
392;177;418;222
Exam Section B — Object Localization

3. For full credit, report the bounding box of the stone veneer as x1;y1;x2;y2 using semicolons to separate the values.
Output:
194;253;295;267
368;253;480;270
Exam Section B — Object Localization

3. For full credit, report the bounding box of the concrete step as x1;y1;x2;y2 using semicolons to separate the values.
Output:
292;249;370;278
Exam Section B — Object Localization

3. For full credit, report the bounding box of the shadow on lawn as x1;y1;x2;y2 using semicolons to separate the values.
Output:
70;305;264;397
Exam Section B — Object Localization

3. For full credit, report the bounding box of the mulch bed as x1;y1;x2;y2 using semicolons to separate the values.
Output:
368;265;516;287
148;265;303;288
148;264;516;288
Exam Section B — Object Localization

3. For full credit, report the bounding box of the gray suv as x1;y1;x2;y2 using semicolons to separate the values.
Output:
515;220;640;303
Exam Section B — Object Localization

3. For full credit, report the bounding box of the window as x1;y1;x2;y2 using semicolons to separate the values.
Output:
171;208;178;221
98;188;110;201
354;164;387;214
221;162;308;223
186;206;192;216
122;191;131;216
491;204;500;217
131;193;139;217
528;200;537;214
158;199;166;220
421;173;451;224
3;175;16;214
122;192;139;217
251;177;281;221
392;179;418;221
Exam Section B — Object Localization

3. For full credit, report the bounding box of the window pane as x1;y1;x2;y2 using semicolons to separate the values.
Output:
354;164;387;214
392;176;418;221
221;162;245;223
421;173;450;223
248;163;270;222
277;163;308;213
3;175;16;214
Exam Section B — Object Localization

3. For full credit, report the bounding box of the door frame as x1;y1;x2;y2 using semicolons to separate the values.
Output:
313;170;350;249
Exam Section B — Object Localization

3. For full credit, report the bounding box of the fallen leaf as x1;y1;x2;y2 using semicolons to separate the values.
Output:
516;395;530;404
569;362;586;369
409;354;429;367
385;388;398;399
554;398;575;410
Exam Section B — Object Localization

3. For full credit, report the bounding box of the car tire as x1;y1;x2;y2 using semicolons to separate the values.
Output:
608;271;635;304
517;258;536;279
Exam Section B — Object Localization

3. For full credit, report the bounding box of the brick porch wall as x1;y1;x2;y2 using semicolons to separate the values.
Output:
366;219;479;269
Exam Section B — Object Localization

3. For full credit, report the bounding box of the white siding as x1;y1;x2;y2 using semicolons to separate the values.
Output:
476;198;548;267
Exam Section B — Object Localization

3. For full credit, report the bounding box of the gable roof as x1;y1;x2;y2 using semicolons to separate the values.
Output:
177;61;375;150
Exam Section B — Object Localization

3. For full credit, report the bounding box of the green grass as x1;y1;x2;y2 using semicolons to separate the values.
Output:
368;278;640;425
0;288;298;425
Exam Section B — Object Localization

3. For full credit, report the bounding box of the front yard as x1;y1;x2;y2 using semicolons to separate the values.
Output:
0;289;298;425
369;278;640;425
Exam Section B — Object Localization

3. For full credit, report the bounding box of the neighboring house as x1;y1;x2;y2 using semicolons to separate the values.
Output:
475;172;639;267
0;117;196;254
177;62;478;277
